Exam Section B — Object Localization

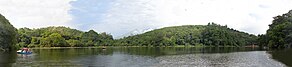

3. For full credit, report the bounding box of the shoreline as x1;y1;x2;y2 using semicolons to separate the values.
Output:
29;45;259;49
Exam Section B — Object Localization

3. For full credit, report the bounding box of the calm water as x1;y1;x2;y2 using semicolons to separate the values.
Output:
0;47;289;67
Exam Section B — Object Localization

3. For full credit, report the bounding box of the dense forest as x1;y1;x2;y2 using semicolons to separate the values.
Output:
3;10;292;49
0;14;17;51
258;10;292;48
115;23;258;47
16;23;257;48
17;27;114;48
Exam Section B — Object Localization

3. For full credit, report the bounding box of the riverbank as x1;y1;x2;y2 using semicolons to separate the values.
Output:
30;46;105;49
28;45;259;49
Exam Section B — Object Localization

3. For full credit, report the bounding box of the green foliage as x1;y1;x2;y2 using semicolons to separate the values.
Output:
116;23;257;47
116;25;205;46
201;23;257;47
0;14;17;51
81;30;99;46
257;34;268;47
66;39;82;47
80;30;114;46
259;10;292;48
40;33;68;47
17;27;113;47
99;32;114;46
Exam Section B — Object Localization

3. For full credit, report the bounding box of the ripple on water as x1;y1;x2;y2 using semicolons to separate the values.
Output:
10;51;286;67
72;52;159;67
154;51;286;67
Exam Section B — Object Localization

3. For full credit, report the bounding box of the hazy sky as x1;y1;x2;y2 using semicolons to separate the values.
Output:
1;0;292;38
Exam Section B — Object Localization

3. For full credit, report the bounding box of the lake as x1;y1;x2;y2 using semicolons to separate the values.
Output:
0;47;290;67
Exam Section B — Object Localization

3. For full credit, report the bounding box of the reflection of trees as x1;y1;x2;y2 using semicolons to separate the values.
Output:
28;48;114;66
4;47;262;66
33;48;114;61
29;47;259;60
269;49;292;67
114;47;259;57
0;51;17;67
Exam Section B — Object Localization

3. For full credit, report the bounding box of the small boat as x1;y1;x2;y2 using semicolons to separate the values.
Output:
17;50;32;54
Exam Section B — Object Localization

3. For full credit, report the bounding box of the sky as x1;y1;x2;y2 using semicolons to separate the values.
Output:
1;0;292;38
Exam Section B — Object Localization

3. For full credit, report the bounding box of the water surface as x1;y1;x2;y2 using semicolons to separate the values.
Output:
0;47;289;67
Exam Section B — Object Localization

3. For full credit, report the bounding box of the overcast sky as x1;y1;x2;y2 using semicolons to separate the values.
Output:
1;0;292;38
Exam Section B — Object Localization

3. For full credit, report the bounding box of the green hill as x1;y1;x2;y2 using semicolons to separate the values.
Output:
0;14;17;51
17;27;113;47
115;23;258;47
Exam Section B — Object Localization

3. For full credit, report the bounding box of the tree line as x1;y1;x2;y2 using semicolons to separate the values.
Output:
2;10;292;50
17;27;113;48
257;10;292;48
15;23;258;48
114;23;258;47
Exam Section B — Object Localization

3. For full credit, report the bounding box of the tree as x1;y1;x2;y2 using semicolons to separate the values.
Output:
0;13;17;51
99;32;114;46
81;30;100;46
16;26;114;47
40;33;68;47
260;10;292;48
201;23;256;47
66;39;82;47
17;33;31;46
116;23;257;47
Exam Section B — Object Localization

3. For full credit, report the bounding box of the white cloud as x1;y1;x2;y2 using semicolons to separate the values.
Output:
0;0;75;28
1;0;292;38
91;0;160;37
91;0;292;38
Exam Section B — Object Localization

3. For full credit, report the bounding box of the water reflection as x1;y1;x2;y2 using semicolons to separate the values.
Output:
0;51;16;67
155;51;285;67
268;49;292;67
0;47;288;67
73;52;158;67
115;47;261;56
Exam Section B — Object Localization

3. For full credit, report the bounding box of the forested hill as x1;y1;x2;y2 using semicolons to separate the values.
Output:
258;10;292;48
0;14;17;51
17;27;114;47
115;23;258;47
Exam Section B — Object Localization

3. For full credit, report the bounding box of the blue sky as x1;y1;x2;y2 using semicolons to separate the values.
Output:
69;0;113;30
1;0;292;38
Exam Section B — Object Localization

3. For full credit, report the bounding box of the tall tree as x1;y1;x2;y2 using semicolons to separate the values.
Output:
40;33;68;47
262;10;292;48
0;13;17;51
81;30;100;46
